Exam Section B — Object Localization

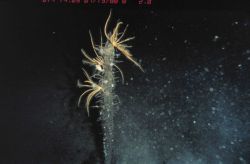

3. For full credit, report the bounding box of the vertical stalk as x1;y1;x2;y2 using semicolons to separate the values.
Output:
100;45;116;163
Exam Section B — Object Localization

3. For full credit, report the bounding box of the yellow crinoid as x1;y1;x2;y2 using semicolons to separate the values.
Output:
104;11;144;72
82;30;125;83
81;31;105;72
77;68;104;116
81;49;104;72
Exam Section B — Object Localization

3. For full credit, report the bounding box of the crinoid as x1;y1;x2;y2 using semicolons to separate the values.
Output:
104;10;144;72
81;31;105;73
88;29;125;84
81;49;104;72
77;68;103;116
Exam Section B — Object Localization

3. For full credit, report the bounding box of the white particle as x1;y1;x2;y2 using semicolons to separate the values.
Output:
160;112;165;116
212;107;216;114
209;87;214;92
193;120;196;124
219;145;226;149
130;77;133;81
233;21;239;25
162;57;167;61
239;157;244;161
204;67;209;72
154;36;158;41
168;110;172;116
245;49;250;54
238;64;242;67
213;35;220;42
230;102;235;106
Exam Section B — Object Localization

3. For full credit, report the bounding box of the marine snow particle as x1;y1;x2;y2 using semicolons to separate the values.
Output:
239;157;245;162
160;112;165;116
213;35;220;42
204;67;209;72
209;87;214;92
233;21;239;25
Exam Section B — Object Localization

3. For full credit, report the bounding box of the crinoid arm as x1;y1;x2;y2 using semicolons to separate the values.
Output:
77;80;92;88
89;30;100;58
116;45;144;72
81;68;92;81
117;24;128;42
78;89;93;106
104;10;112;40
113;63;124;84
81;49;95;64
85;88;102;116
